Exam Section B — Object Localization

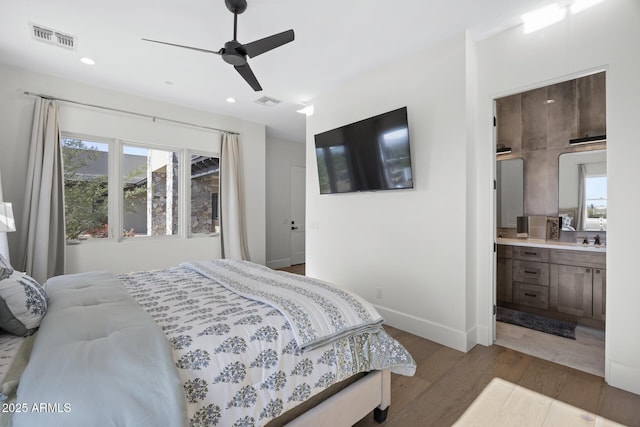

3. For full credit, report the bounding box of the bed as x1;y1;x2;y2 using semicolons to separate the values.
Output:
0;258;415;427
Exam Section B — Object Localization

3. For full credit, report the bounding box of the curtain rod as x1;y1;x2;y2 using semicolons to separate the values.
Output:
22;90;239;136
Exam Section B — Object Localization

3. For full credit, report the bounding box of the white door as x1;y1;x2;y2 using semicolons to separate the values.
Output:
290;166;306;265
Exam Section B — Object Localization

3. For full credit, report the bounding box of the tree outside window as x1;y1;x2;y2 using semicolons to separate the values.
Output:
61;138;109;240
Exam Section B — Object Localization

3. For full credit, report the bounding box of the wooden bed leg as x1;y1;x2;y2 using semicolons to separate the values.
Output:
374;406;389;423
374;369;391;423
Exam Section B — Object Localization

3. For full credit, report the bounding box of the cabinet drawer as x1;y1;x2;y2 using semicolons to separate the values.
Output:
513;260;549;286
549;249;606;268
514;283;549;309
513;246;549;262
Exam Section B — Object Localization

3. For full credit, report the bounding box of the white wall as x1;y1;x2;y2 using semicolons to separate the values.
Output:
265;137;305;269
306;34;473;351
475;0;640;394
0;63;266;273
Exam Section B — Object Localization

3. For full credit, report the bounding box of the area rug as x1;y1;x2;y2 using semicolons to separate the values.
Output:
497;307;577;340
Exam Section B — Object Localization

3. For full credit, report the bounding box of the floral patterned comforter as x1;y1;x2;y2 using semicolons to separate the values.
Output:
118;263;415;427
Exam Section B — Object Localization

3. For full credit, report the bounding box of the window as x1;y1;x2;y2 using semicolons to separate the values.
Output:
190;154;219;234
585;175;607;230
122;145;180;237
61;134;219;242
61;137;109;240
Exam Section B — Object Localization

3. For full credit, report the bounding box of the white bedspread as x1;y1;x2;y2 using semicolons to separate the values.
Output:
183;260;384;350
119;264;415;427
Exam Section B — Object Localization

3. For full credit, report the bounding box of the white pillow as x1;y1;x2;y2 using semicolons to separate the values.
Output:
0;271;48;336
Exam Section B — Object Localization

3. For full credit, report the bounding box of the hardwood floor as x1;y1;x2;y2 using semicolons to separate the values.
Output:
275;265;640;426
277;263;305;275
356;325;640;427
495;321;605;377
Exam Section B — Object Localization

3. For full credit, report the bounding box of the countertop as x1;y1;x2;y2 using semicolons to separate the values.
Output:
497;237;606;253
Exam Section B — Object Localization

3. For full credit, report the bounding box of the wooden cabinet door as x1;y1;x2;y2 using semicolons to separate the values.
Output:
592;268;606;321
497;257;513;303
550;264;593;317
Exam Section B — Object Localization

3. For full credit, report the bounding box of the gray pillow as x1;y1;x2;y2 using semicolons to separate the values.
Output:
0;271;48;336
0;254;12;281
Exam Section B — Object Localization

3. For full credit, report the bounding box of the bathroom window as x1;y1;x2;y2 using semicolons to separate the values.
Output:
585;175;607;230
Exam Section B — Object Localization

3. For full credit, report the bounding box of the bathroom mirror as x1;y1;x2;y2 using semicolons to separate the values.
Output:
558;150;607;231
496;158;524;228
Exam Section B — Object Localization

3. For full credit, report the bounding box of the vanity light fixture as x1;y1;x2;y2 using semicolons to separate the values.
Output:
496;146;512;155
569;134;606;145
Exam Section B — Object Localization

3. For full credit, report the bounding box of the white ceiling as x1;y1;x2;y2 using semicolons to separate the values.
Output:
0;0;550;143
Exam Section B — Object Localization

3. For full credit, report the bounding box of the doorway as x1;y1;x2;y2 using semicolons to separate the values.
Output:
493;71;607;377
290;165;305;265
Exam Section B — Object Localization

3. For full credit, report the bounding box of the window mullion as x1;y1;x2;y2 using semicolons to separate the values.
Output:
112;139;122;241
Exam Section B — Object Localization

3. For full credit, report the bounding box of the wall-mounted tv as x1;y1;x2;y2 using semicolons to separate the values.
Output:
314;107;413;194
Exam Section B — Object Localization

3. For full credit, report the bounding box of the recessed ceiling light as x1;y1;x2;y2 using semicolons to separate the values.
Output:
545;99;555;104
80;57;95;65
226;97;236;103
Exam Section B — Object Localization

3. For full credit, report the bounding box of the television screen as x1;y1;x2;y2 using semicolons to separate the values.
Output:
314;107;413;194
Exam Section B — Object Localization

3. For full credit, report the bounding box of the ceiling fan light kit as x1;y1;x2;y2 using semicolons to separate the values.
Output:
143;0;294;91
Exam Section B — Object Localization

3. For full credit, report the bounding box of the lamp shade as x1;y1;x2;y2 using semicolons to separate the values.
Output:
0;202;16;232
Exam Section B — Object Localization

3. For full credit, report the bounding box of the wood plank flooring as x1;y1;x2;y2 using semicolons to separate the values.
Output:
355;325;640;427
495;321;605;377
277;263;306;275
275;265;640;426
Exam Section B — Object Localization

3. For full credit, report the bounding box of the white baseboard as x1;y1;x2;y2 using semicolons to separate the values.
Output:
374;305;472;352
475;324;492;347
607;359;640;395
266;258;291;269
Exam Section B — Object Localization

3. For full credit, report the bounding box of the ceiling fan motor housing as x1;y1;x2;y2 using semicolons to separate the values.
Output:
222;40;247;65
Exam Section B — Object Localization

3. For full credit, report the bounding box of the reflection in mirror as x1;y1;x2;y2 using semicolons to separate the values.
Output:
496;158;524;228
558;150;606;231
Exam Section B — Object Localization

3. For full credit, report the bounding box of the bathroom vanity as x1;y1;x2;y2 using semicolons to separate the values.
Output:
497;238;606;327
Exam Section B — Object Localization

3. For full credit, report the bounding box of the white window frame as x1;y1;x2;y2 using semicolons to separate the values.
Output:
187;150;220;238
61;133;223;243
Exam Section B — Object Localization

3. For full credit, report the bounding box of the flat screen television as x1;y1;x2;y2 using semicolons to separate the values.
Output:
314;107;413;194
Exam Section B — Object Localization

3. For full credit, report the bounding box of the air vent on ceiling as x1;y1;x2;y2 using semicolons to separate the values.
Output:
254;96;282;108
29;23;77;50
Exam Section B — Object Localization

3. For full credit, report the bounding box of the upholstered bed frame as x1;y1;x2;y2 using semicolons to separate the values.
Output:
276;369;390;426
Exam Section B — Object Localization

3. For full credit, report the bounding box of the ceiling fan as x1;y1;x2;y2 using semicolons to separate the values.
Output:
142;0;294;91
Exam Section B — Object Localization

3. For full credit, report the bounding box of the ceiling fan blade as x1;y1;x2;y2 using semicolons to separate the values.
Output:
243;29;294;58
142;38;223;55
234;64;262;91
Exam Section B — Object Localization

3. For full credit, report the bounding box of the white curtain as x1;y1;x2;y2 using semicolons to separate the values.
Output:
16;98;65;283
0;172;9;263
576;163;587;231
219;133;250;260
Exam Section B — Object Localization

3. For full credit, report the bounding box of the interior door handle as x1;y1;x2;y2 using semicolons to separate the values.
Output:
291;226;298;230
